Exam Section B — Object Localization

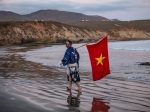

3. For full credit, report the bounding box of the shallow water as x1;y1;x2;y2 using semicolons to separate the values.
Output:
0;40;150;112
2;70;150;112
109;40;150;51
19;40;150;81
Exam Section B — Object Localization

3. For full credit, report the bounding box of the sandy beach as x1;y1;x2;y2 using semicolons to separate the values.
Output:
0;40;150;112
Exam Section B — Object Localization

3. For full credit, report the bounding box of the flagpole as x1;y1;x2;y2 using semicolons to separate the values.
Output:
75;43;87;49
75;35;107;49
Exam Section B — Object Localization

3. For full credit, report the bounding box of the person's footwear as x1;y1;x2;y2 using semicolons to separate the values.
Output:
75;88;82;94
78;90;82;94
66;87;71;91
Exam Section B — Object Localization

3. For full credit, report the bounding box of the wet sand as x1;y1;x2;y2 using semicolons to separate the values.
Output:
0;43;150;112
0;84;51;112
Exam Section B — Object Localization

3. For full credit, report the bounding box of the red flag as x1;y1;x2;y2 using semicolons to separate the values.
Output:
86;35;110;81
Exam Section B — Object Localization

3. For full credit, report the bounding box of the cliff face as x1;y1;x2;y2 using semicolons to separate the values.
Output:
0;21;149;45
110;29;150;40
71;20;150;40
0;21;106;45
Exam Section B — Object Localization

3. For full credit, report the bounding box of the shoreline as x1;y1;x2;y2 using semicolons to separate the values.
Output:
1;38;150;47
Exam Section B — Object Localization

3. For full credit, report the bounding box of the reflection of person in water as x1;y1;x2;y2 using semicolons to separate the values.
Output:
91;98;110;112
67;90;80;111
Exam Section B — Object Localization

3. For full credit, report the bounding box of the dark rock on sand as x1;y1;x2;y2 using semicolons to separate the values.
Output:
139;62;150;66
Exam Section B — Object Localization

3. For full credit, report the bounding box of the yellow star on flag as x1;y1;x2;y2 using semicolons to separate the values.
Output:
95;53;106;66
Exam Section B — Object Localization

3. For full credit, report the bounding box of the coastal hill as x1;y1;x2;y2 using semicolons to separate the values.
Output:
0;10;150;45
71;20;150;40
0;10;109;23
0;11;25;21
0;20;150;45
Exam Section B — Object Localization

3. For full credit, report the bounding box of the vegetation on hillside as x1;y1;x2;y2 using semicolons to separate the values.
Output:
0;20;150;45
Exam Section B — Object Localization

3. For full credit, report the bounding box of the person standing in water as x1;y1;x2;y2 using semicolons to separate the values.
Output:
61;40;81;93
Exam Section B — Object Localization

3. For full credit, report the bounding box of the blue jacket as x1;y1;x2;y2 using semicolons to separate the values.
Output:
62;47;79;66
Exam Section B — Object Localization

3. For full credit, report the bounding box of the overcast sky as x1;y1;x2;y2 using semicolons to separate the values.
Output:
0;0;150;20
